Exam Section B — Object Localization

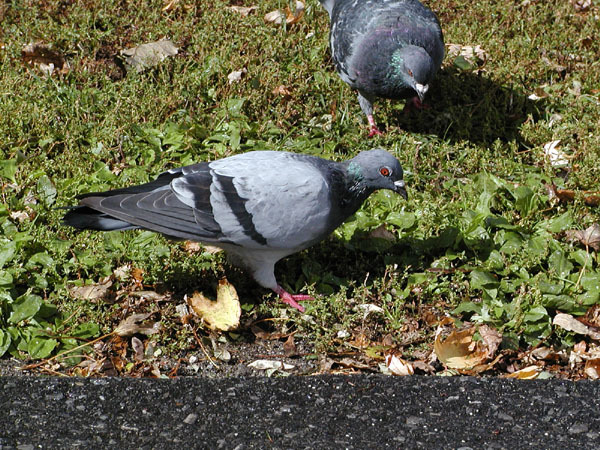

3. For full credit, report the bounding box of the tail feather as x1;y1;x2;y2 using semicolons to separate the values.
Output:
63;206;138;231
76;170;179;199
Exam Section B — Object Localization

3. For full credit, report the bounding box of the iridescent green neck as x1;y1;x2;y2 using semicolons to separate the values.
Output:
390;48;406;79
347;162;364;182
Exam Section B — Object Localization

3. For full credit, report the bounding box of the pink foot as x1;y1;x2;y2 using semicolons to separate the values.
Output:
403;96;430;114
274;285;313;312
367;115;382;137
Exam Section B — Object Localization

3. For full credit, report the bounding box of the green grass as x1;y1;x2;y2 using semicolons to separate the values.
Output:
1;0;599;373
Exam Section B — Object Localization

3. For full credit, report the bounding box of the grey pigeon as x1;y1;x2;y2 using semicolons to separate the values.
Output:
320;0;444;136
64;149;408;312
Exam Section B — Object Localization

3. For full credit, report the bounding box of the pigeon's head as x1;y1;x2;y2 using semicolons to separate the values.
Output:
394;46;436;101
348;149;407;199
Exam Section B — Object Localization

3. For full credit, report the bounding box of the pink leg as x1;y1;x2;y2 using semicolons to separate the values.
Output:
274;285;313;312
367;115;382;137
403;96;431;114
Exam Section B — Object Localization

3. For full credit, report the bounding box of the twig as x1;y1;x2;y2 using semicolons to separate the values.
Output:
189;326;219;370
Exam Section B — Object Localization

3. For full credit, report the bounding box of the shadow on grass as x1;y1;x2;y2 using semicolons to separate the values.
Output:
389;67;546;147
158;226;481;310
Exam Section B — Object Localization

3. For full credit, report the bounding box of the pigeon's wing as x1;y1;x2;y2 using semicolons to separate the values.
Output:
205;152;333;250
75;163;224;241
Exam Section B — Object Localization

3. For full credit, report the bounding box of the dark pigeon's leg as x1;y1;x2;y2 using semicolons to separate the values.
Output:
274;285;313;312
358;91;382;137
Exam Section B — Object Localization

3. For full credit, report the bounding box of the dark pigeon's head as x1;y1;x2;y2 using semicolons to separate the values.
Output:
348;149;408;199
394;46;437;101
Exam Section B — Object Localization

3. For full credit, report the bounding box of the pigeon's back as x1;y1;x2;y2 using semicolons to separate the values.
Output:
329;0;444;95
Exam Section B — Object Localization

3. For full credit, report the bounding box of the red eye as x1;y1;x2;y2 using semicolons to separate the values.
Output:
380;167;390;176
408;69;413;77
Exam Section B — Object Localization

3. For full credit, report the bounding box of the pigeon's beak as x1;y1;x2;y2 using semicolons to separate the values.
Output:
414;83;429;102
394;180;408;199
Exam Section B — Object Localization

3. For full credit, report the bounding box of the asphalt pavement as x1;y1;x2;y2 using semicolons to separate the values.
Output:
1;375;599;449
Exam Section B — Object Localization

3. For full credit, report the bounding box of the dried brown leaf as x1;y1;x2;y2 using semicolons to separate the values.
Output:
9;210;30;223
120;39;178;73
434;328;488;369
21;42;69;75
548;185;600;208
248;360;294;371
368;224;397;242
227;5;257;16
573;340;587;354
582;305;600;328
553;313;600;339
385;354;414;376
68;278;112;301
283;334;297;357
479;325;502;357
264;9;285;24
227;68;247;84
131;336;145;362
285;1;305;24
185;241;223;255
264;1;304;25
336;357;371;370
187;279;241;331
446;43;488;65
162;0;180;12
543;140;570;167
565;224;600;251
411;360;436;373
584;359;600;380
272;85;292;98
571;0;592;12
114;313;160;337
547;184;575;203
131;268;145;284
129;290;167;302
584;195;600;207
183;241;203;253
113;264;131;281
528;86;549;101
531;346;556;361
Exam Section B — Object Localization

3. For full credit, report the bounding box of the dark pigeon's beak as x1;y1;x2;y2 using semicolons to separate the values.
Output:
414;83;429;102
394;180;408;199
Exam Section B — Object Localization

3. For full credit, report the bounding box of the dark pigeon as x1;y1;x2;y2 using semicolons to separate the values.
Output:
320;0;444;136
64;149;408;312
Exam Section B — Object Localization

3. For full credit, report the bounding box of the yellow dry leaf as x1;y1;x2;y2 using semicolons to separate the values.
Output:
504;365;541;379
285;1;305;24
187;279;241;331
264;1;304;25
385;354;414;376
434;328;488;369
